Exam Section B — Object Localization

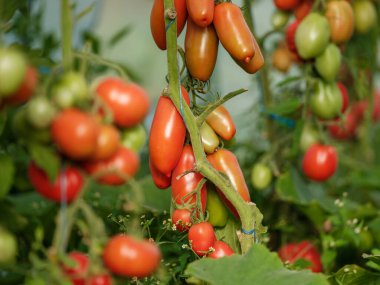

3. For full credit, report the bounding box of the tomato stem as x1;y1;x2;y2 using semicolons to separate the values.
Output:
61;0;73;71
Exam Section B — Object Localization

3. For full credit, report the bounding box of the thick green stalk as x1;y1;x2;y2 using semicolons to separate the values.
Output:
61;0;73;71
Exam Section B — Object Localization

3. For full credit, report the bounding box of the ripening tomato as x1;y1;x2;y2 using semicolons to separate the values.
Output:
62;252;89;285
272;45;292;73
0;227;17;265
150;0;187;50
310;80;342;120
185;18;218;81
149;86;190;175
172;209;192;232
51;108;99;160
206;105;236;141
95;77;150;127
302;144;338;181
103;234;161;278
325;1;354;44
328;109;358;140
206;186;228;227
353;0;377;34
28;162;84;203
350;92;380;123
285;20;300;54
208;241;234;259
278;241;323;273
213;2;255;63
87;274;113;285
250;163;272;190
294;0;313;20
235;35;264;74
315;43;341;82
92;124;120;161
271;10;290;30
3;66;37;105
188;222;216;256
200;122;219;154
274;0;300;11
149;159;171;189
83;147;139;185
186;0;214;27
171;145;207;211
337;82;350;114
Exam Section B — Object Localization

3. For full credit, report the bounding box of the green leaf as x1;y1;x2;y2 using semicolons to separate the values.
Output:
266;98;302;116
276;76;302;88
27;143;60;182
0;154;15;198
185;243;329;285
215;217;241;254
108;25;133;47
0;111;6;137
0;0;24;23
333;265;380;285
363;253;380;270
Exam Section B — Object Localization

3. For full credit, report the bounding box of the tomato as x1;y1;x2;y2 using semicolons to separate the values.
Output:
149;86;190;175
350;92;380;123
103;234;161;278
26;97;56;129
51;108;99;160
315;43;341;82
92;124;120;161
62;252;89;285
88;275;113;285
186;0;214;27
235;36;265;74
3;66;37;105
28;162;84;203
206;186;228;227
213;2;255;63
299;123;319;152
171;145;207;211
0;47;27;97
310;80;342;120
149;159;171;189
188;222;216;256
271;10;290;30
272;45;292;73
278;241;322;272
251;163;272;190
83;147;139;185
185;18;218;82
295;13;330;59
150;0;187;50
207;149;251;218
325;1;354;44
0;227;17;265
274;0;300;11
294;0;313;20
120;124;147;152
58;72;89;104
337;82;350;113
95;77;150;127
206;105;236;141
172;209;192;232
302;144;338;181
328;109;358;140
285;20;300;54
208;240;234;259
200;122;219;154
353;0;377;34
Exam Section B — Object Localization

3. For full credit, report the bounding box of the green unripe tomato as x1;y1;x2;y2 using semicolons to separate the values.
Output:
0;47;27;97
300;124;319;152
0;227;17;265
251;163;272;190
121;124;147;152
271;10;290;30
200;122;219;154
353;0;377;34
206;187;229;227
51;83;76;109
26;97;56;129
59;71;89;103
24;277;47;285
310;80;342;119
315;43;341;82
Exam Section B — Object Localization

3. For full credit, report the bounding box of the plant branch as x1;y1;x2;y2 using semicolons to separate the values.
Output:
61;0;73;71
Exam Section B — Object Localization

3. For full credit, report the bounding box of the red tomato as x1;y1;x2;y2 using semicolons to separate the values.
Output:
171;145;207;211
150;0;187;50
350;92;380;123
62;251;89;285
207;149;251;218
206;105;236;141
185;18;219;81
51;108;99;160
286;20;300;54
213;2;255;63
186;0;214;27
149;86;190;175
87;274;113;285
28;162;83;203
92;124;120;161
103;234;161;278
188;222;216;256
328;109;358;140
95;77;150;128
208;240;234;259
235;36;265;74
278;241;323;273
275;0;300;10
337;82;350;113
172;209;192;232
302;144;338;181
294;0;313;20
149;159;171;189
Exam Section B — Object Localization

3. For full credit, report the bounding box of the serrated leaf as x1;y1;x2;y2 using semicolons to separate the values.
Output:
27;143;60;182
0;154;15;198
185;243;329;285
333;265;380;285
266;98;302;116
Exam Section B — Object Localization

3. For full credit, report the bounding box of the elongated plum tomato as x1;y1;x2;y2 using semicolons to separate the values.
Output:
207;149;251;218
286;20;300;54
149;158;171;189
188;222;216;256
328;109;358;140
150;0;187;50
302;144;338;181
206;186;229;228
171;145;207;211
172;209;192;232
92;124;120;161
274;0;300;11
353;0;377;34
0;227;17;265
208;241;234;259
103;234;161;278
337;82;350;113
200;122;219;154
213;2;255;63
28;162;83;203
278;241;322;273
310;80;342;120
3;66;37;105
295;0;313;20
325;1;354;44
62;251;89;285
186;0;214;27
251;163;272;190
315;43;341;82
149;86;190;175
51;108;99;160
185;18;218;82
83;147;140;185
206;105;236;141
235;35;264;74
95;77;150;127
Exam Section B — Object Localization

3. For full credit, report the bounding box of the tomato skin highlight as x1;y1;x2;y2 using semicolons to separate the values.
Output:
149;86;190;175
150;0;188;50
186;0;214;27
188;222;216;256
28;162;83;203
200;122;219;154
185;18;218;82
206;105;236;141
235;36;264;74
87;274;113;285
62;251;89;285
325;1;354;44
92;124;121;161
172;209;192;232
213;2;255;63
208;240;234;259
274;0;300;11
149;158;171;189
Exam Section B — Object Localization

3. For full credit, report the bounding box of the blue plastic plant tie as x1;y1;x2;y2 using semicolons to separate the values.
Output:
165;19;175;32
260;106;296;129
242;228;258;243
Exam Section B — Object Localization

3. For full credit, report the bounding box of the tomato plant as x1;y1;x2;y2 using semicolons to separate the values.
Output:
325;0;354;44
0;227;17;265
120;124;147;152
208;240;234;259
315;43;341;82
61;251;89;285
206;186;229;228
188;222;216;256
353;0;377;34
92;124;120;161
200;122;219;154
251;163;272;190
205;105;236;141
3;66;37;105
87;274;113;285
172;209;192;232
186;0;214;28
310;80;342;120
274;0;300;11
26;96;56;129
